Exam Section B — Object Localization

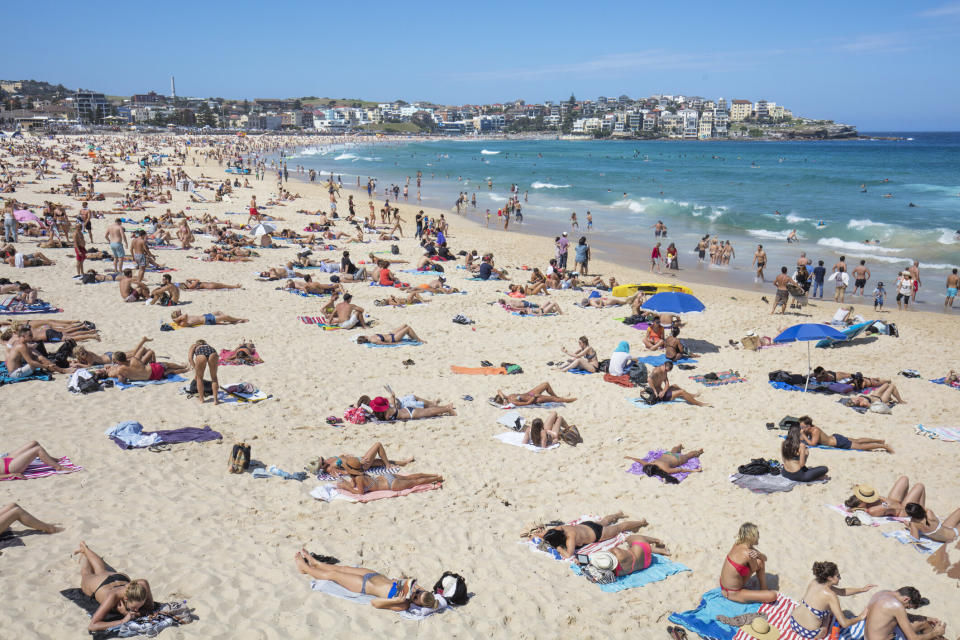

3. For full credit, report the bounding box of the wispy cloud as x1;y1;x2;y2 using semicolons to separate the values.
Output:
918;2;960;17
834;34;914;54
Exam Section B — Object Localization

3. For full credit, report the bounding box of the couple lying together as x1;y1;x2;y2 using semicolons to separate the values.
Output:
310;441;442;495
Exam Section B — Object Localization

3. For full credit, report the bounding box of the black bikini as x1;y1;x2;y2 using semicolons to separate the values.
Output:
94;573;130;598
582;521;604;542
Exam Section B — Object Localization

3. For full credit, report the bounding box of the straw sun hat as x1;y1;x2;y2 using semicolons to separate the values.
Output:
739;617;780;640
588;551;617;571
853;485;879;503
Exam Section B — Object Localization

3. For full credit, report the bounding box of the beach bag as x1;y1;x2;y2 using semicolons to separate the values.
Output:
69;369;102;394
627;362;648;386
768;370;792;383
343;407;367;424
501;363;523;375
737;458;778;476
741;334;759;351
582;565;617;585
52;339;77;368
228;442;251;474
433;572;468;606
559;425;583;446
598;358;610;373
187;379;215;394
637;385;658;405
778;415;801;430
391;244;399;255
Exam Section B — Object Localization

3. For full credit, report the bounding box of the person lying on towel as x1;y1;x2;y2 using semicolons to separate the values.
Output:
105;352;189;383
294;549;438;612
534;512;647;559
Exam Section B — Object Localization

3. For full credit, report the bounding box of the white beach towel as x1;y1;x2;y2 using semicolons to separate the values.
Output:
309;579;447;620
493;430;559;452
496;411;525;429
310;483;356;502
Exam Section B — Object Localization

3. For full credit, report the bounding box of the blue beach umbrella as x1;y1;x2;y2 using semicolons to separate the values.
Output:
640;292;705;314
774;323;848;390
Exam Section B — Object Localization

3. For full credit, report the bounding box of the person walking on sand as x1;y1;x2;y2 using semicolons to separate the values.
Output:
907;260;921;302
771;266;793;314
104;218;127;273
852;260;871;296
753;244;767;282
946;268;958;309
651;242;663;274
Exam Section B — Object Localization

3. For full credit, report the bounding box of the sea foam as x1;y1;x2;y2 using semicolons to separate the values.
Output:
531;182;571;189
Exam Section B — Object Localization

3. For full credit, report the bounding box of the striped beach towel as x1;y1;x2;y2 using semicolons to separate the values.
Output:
690;370;747;386
316;465;399;481
0;456;83;481
298;316;342;329
915;424;960;442
732;595;809;640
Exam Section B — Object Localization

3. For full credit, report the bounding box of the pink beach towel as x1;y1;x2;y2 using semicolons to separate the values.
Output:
347;482;442;503
0;456;83;481
218;349;263;366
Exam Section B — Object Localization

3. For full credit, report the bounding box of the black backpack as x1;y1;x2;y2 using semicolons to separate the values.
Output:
628;362;648;386
637;385;658;404
433;571;468;606
391;244;400;255
737;458;780;476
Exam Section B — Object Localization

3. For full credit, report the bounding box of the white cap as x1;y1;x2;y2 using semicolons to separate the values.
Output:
562;231;568;236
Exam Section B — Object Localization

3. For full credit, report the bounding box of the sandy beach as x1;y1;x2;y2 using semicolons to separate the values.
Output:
2;134;959;639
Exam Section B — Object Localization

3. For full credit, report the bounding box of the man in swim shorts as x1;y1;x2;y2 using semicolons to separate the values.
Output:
118;269;148;302
649;361;708;406
104;218;127;273
945;268;958;309
327;293;367;328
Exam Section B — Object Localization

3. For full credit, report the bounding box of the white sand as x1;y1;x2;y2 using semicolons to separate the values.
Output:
1;134;958;639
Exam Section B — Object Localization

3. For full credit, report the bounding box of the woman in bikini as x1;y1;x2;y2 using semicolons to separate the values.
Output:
557;336;598;373
356;324;423;345
842;381;906;409
494;382;576;406
293;550;437;611
626;444;704;484
536;512;647;559
188;339;219;405
1;502;60;535
180;279;241;290
74;337;155;367
844;476;925;517
314;442;414;478
789;561;873;638
905;502;960;543
336;471;443;494
719;522;777;603
75;541;154;632
522;412;578;448
220;339;261;365
1;441;64;479
605;535;671;577
368;395;456;420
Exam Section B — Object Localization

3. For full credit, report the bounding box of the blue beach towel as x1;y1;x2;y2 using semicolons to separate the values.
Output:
570;554;690;592
0;362;53;385
930;377;960;390
635;354;696;366
283;288;329;298
566;368;594;375
0;301;59;315
768;380;806;392
668;588;761;640
362;339;422;348
111;374;187;390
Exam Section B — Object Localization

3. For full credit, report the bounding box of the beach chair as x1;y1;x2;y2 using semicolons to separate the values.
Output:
815;321;874;348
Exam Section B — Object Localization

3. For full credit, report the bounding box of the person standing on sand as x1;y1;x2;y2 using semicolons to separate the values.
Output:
772;266;794;314
586;211;593;230
651;242;662;274
570;212;578;230
896;272;913;311
557;232;569;269
908;260;921;302
811;260;826;298
833;267;849;303
753;245;767;282
852;260;871;296
73;224;86;277
945;268;958;308
104;218;127;274
80;201;95;244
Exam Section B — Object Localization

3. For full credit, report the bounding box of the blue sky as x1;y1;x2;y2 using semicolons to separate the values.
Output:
4;0;959;129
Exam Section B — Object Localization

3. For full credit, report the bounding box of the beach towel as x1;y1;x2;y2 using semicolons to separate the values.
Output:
635;354;696;366
215;389;272;405
691;370;747;386
60;588;196;639
0;362;53;385
825;504;907;527
731;595;809;640
627;449;700;482
309;481;441;503
627;397;685;409
566;368;594;375
914;424;960;442
450;365;507;375
297;315;343;330
669;588;762;640
110;374;186;390
0;456;82;481
361;338;422;348
930;377;960;390
570;554;690;592
604;373;634;388
283;288;329;298
729;472;828;494
218;349;263;365
309;579;448;620
493;430;559;452
107;423;222;450
316;465;400;482
0;299;61;314
881;529;943;555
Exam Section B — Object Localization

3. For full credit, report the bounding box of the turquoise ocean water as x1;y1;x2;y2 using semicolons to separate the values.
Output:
289;133;960;301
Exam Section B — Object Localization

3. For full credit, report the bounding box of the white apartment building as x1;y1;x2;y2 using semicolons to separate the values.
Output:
680;109;699;139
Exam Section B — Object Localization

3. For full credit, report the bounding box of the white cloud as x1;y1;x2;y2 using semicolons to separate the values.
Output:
918;2;960;17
